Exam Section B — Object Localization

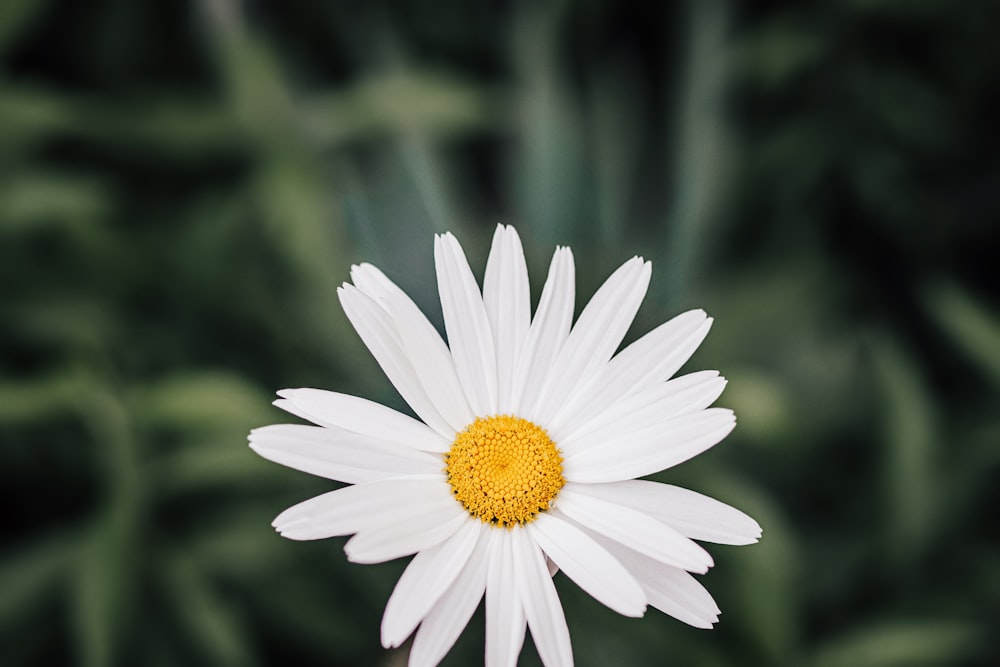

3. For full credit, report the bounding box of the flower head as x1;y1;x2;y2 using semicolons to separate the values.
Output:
250;225;761;667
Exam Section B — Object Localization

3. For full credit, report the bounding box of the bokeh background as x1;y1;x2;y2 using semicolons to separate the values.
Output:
2;0;998;665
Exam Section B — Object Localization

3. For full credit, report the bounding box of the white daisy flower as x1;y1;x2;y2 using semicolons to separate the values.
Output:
250;225;761;667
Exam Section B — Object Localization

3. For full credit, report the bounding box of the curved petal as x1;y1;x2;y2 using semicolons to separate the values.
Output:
510;247;574;416
435;233;498;416
347;263;474;432
547;310;712;437
593;534;721;629
409;526;492;667
274;388;449;452
526;512;646;617
386;289;475;431
483;225;531;414
338;284;454;437
555;485;713;573
530;257;652;425
486;529;526;667
570;480;761;545
349;261;404;303
272;478;452;541
249;424;443;484
511;526;573;667
344;505;468;564
557;371;727;455
380;519;481;648
562;409;736;483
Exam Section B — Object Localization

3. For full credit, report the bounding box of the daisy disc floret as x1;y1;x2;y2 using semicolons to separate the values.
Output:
446;415;564;526
250;225;761;667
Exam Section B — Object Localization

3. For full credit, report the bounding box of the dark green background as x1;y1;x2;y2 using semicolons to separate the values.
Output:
2;1;997;665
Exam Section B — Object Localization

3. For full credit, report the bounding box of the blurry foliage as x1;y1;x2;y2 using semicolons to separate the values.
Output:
2;0;998;665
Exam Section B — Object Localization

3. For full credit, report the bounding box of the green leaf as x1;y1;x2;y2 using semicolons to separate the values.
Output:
0;0;49;56
810;619;983;667
0;171;112;234
0;374;80;425
71;509;138;667
700;472;800;663
163;553;256;666
869;333;940;568
0;532;75;624
924;281;1000;387
135;372;271;434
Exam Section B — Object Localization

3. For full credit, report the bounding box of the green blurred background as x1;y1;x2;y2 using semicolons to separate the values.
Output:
2;0;998;665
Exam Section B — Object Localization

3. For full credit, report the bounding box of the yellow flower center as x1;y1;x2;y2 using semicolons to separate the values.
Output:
445;415;565;527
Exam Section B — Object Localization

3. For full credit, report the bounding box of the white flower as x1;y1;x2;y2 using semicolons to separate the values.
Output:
250;225;761;667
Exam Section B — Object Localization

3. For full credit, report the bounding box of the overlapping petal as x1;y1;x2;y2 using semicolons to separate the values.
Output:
485;529;527;667
511;526;573;667
337;284;456;437
562;408;737;483
410;528;492;667
528;257;651;425
571;480;762;545
527;512;646;617
509;246;574;416
594;534;722;629
381;519;482;648
272;478;456;542
555;485;714;573
273;388;449;452
547;310;713;438
249;424;444;484
344;506;468;564
254;227;759;667
556;371;727;454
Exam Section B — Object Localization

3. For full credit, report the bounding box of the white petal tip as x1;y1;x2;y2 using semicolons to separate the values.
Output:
623;603;648;619
343;544;362;562
276;388;309;401
692;617;719;630
378;628;399;650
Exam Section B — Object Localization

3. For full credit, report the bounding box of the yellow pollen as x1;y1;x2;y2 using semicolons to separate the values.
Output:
445;415;565;527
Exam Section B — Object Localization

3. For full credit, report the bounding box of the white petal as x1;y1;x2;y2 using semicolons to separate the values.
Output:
273;388;449;453
409;527;492;667
384;287;475;431
343;267;474;433
594;535;721;629
608;309;712;392
510;247;574;416
555;485;713;573
562;409;736;483
511;526;573;667
530;257;652;425
526;512;646;617
349;261;400;302
483;225;530;414
338;284;454;437
435;233;498;416
273;478;449;541
249;424;443;484
344;504;468;564
381;519;481;648
547;311;712;436
486;529;526;667
573;480;761;545
557;372;727;455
